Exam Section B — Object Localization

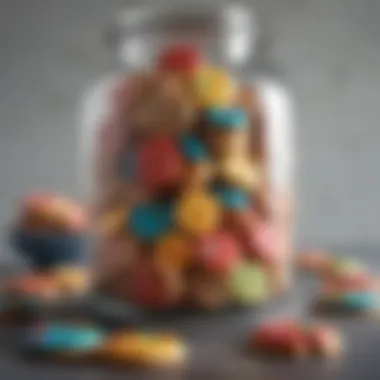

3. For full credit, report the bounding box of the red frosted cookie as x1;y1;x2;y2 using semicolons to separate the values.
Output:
195;232;240;275
250;319;342;359
158;45;202;74
137;136;185;192
251;320;308;358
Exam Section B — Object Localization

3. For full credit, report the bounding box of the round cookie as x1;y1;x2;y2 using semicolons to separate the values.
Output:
155;232;193;272
195;232;240;275
129;260;184;310
192;67;237;107
99;331;188;368
7;274;60;305
205;107;248;131
157;44;202;74
219;156;262;190
228;261;269;305
25;322;105;355
129;202;174;242
137;136;185;192
307;324;343;358
175;190;221;236
179;133;209;162
212;187;250;210
250;320;308;359
51;266;90;296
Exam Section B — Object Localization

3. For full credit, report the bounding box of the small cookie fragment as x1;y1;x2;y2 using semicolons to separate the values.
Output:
98;331;188;369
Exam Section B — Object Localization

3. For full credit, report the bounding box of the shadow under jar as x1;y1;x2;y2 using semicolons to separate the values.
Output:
80;1;296;313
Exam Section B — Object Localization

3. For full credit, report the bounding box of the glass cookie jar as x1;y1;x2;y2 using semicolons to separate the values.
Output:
81;1;295;312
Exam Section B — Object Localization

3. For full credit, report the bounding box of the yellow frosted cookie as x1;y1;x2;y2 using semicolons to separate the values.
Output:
219;156;262;190
175;190;221;235
192;66;237;107
99;332;188;368
155;233;193;272
52;266;90;295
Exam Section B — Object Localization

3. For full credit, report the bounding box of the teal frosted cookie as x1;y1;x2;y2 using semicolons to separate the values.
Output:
179;134;208;162
206;108;248;130
228;261;268;305
128;202;174;242
341;292;380;311
25;323;106;354
212;187;250;210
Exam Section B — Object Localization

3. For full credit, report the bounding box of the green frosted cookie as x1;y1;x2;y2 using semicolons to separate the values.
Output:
228;261;269;305
332;258;366;277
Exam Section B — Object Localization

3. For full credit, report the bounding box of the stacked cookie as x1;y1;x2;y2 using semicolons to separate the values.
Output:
96;45;279;310
7;193;89;310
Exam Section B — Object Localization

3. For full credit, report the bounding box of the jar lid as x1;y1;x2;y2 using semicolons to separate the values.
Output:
106;1;259;70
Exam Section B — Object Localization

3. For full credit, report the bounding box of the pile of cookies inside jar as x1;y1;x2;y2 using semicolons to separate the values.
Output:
94;45;280;312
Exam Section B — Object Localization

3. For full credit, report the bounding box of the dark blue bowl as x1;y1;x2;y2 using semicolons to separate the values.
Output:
10;229;87;270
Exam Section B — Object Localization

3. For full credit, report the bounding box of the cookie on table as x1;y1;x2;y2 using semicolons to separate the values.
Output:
51;266;90;296
313;290;380;318
297;249;335;276
24;322;106;359
98;331;188;369
250;319;343;359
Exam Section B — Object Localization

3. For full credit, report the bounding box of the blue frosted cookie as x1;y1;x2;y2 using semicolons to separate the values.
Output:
206;108;248;131
212;187;250;210
128;202;174;242
179;134;209;162
10;229;86;270
25;323;106;354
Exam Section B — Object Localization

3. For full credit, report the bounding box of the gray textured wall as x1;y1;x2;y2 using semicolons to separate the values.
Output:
0;0;379;253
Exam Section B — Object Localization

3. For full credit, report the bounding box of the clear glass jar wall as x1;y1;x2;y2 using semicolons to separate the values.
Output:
81;1;295;311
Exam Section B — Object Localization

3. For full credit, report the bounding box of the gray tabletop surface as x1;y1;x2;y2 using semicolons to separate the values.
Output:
1;245;380;379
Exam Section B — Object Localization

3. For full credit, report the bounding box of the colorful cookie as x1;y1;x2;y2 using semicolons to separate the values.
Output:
297;249;333;275
307;324;343;358
179;133;209;162
51;266;90;295
250;320;308;358
129;202;174;242
195;232;240;275
11;229;86;270
175;190;221;236
206;108;248;130
99;331;188;368
158;44;202;74
212;187;250;210
228;261;269;305
251;320;342;359
7;274;60;304
155;232;193;272
25;322;105;355
129;260;184;310
192;67;237;107
137;136;185;192
206;129;250;157
219;156;262;190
